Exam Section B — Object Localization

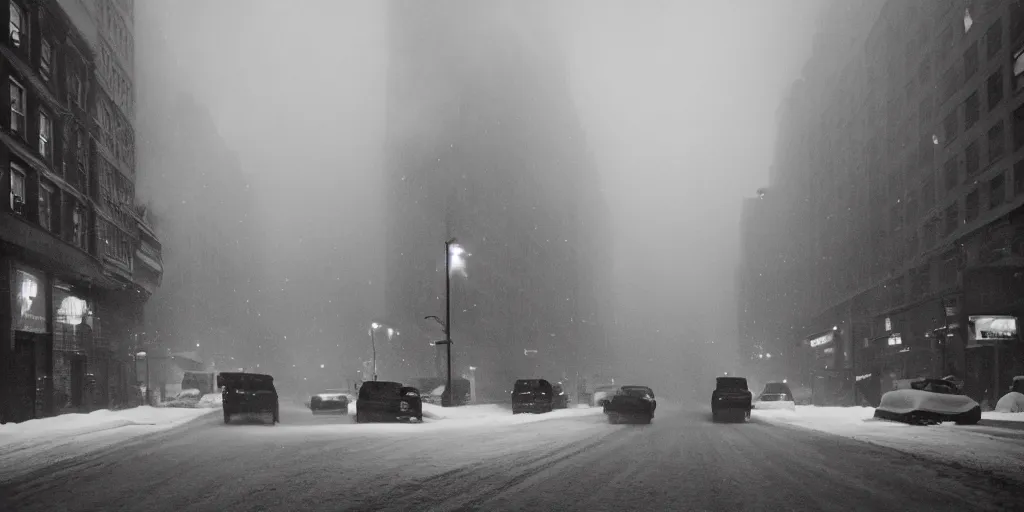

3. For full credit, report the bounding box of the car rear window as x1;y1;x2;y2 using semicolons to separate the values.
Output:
620;387;651;398
717;377;748;390
221;374;276;392
514;380;547;393
763;383;791;395
360;382;403;399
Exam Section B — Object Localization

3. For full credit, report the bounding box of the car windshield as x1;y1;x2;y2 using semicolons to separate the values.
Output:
717;377;748;391
360;382;403;399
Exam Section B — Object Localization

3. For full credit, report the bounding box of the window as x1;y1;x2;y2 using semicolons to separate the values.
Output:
942;66;961;102
987;21;1003;60
944;204;960;236
990;172;1006;208
77;130;86;168
38;111;51;159
9;1;24;48
964;42;979;79
989;121;1006;163
943;109;959;143
964;92;980;130
945;157;960;191
9;164;25;213
9;78;25;135
40;39;52;80
966;140;980;177
70;74;82;106
72;206;86;248
38;182;53;230
988;69;1004;110
965;189;979;223
1015;105;1024;150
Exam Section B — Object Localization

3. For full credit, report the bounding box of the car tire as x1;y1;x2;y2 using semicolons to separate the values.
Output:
711;410;719;423
223;410;231;424
356;411;364;423
608;413;619;424
645;415;653;424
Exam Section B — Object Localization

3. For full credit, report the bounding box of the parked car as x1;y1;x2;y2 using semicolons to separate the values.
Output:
551;382;570;409
355;381;423;423
512;379;554;414
874;378;981;425
753;382;796;411
310;389;351;414
218;372;279;425
604;385;656;424
711;376;752;422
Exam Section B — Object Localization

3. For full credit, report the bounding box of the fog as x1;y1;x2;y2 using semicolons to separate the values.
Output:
135;0;821;398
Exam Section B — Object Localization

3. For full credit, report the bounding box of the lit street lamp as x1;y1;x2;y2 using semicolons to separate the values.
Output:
136;351;150;406
368;322;398;381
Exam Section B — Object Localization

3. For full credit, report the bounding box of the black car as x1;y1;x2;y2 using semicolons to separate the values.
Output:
711;376;752;422
604;386;656;424
512;379;554;414
355;381;423;423
218;372;279;425
310;389;351;414
551;382;570;409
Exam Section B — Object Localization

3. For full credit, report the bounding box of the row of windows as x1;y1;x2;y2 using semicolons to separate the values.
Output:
9;162;88;250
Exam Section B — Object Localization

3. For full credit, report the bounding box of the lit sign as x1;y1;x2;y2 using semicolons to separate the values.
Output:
968;316;1018;345
823;347;834;354
808;332;834;348
884;317;892;332
12;267;46;333
888;334;902;346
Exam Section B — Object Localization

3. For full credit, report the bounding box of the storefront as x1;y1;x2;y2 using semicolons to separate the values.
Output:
965;315;1020;406
52;280;97;413
803;329;844;405
6;262;51;423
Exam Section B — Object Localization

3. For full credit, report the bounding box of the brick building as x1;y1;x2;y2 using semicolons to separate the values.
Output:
741;0;1024;406
0;0;161;423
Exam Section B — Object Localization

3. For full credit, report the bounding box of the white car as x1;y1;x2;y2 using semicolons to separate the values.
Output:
874;378;980;425
753;382;796;411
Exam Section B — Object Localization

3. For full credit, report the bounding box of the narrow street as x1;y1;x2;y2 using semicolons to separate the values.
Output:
3;402;1023;511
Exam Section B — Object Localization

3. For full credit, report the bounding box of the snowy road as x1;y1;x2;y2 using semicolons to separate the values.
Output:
3;401;1024;512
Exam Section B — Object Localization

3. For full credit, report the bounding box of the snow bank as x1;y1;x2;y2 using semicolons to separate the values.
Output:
421;403;508;421
753;405;1024;477
993;391;1024;413
197;394;223;409
0;406;215;443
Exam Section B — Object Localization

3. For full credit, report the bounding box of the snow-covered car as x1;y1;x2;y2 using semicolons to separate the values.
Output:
753;382;796;411
592;385;618;407
873;378;980;425
604;385;656;424
995;376;1024;413
310;389;351;414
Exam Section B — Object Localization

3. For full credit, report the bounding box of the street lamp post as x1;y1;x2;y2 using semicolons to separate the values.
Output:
444;237;455;406
137;351;149;406
370;326;378;381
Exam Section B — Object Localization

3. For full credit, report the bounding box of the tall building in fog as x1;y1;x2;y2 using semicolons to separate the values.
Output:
1;0;162;423
134;8;269;372
741;0;1024;405
382;1;614;396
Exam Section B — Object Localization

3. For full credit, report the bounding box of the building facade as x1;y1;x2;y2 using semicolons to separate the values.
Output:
0;0;161;423
742;0;1024;406
382;1;614;398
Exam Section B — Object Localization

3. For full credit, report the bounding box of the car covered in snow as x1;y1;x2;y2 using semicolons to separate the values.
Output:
604;385;656;424
310;389;352;414
753;382;796;411
551;382;570;409
218;372;279;425
712;376;752;422
591;385;618;407
873;378;981;425
355;381;423;423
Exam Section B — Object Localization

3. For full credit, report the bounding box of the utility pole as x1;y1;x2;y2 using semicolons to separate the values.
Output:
443;237;456;407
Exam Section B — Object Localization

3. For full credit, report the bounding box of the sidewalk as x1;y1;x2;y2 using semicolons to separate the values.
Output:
0;406;217;483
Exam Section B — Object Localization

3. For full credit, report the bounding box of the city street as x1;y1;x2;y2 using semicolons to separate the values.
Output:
3;401;1023;512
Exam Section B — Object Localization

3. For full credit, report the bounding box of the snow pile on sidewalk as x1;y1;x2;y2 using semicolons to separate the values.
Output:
421;403;508;421
993;392;1024;414
753;405;1024;477
0;406;215;444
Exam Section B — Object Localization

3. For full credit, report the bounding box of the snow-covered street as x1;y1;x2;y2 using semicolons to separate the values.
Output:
3;400;1024;511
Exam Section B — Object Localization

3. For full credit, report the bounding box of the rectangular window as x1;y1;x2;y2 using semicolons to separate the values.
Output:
38;182;53;231
964;41;979;79
77;130;86;168
8;1;24;48
942;66;961;102
965;91;980;130
965;139;980;177
944;157;960;191
9;164;25;213
71;74;82;106
9;78;25;135
988;69;1004;110
965;189;979;223
72;206;85;248
40;39;52;80
990;172;1006;208
1015;105;1024;150
988;20;1004;60
988;120;1006;163
38;111;51;160
944;204;960;236
943;109;959;144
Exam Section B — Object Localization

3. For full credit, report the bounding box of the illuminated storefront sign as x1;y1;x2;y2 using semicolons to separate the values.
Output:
888;333;902;346
12;266;47;333
967;316;1018;347
808;332;834;348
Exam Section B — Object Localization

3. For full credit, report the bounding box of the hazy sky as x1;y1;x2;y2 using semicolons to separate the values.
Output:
138;0;821;376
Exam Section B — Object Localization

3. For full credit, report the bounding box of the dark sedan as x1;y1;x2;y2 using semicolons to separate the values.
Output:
355;381;423;423
310;389;351;414
604;386;656;424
